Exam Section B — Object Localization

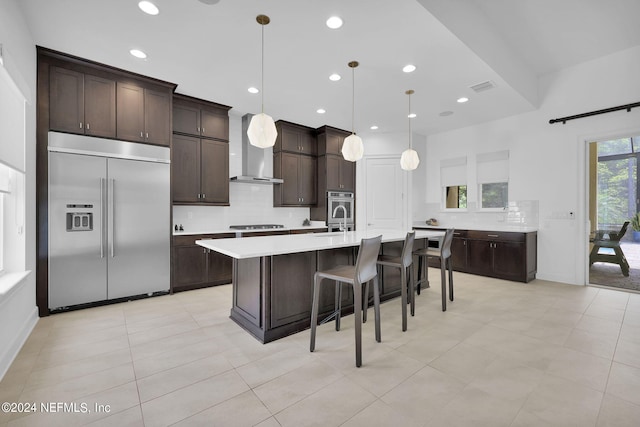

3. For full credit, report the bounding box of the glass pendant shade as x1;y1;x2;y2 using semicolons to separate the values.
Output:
247;112;277;148
342;134;364;161
400;148;420;170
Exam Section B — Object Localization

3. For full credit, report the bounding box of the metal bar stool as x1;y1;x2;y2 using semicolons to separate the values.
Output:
372;231;415;331
412;228;454;311
310;235;382;367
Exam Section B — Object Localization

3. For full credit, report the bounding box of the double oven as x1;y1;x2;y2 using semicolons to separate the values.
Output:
327;191;354;232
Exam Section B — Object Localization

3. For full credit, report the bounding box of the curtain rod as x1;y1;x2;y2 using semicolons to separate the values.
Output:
549;101;640;125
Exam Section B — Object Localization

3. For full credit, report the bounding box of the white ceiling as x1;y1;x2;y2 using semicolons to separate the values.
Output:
17;0;640;141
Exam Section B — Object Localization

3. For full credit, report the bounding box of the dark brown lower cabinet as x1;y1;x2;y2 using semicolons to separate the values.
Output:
415;228;537;283
172;233;234;292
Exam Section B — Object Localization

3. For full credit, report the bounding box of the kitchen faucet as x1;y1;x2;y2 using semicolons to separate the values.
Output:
332;205;348;237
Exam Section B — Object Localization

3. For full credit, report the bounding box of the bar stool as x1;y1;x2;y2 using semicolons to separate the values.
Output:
373;231;415;331
310;235;382;367
413;228;454;311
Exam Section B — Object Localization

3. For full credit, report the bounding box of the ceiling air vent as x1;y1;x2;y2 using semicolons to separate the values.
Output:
469;80;496;93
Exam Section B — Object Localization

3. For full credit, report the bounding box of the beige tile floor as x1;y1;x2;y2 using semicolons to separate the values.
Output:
1;271;640;427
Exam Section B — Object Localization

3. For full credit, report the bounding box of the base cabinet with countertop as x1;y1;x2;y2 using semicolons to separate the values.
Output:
172;233;235;292
414;227;537;283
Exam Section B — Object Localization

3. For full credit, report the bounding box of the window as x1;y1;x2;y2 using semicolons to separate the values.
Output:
441;156;467;210
477;150;509;210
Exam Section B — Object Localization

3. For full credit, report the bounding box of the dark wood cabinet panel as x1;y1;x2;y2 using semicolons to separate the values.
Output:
325;155;341;191
50;67;116;138
325;154;354;191
172;136;229;205
144;89;171;146
173;94;230;141
172;233;234;292
116;82;145;142
173;103;201;135
275;121;317;155
493;241;526;280
201;108;229;140
273;152;316;206
466;239;494;276
317;127;348;156
450;236;468;271
200;139;229;204
173;245;208;289
172;134;200;203
84;74;116;138
117;83;172;146
50;67;84;134
340;157;355;192
270;252;316;328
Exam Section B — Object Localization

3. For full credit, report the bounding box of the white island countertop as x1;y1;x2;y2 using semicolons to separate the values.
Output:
197;229;444;259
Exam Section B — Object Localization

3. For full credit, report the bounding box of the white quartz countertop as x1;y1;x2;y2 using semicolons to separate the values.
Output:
173;225;328;236
197;229;444;259
412;223;538;233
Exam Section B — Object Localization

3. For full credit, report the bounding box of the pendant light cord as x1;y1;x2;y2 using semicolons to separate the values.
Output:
408;92;412;149
351;65;355;135
261;22;265;114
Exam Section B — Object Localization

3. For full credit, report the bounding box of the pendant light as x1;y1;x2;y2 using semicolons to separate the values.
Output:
341;61;364;162
247;14;278;148
400;89;420;170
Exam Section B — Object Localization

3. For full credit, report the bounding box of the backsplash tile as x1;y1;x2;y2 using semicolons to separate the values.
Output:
417;200;539;229
173;183;311;232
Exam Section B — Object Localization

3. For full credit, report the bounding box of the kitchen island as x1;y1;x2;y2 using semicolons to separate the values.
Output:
197;229;444;343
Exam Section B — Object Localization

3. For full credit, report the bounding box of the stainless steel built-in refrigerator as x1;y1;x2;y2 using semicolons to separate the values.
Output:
48;131;170;310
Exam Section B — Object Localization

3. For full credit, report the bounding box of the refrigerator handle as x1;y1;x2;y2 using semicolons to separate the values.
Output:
109;178;115;257
100;178;105;258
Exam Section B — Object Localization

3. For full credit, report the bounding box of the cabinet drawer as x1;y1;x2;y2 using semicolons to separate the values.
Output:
466;230;525;242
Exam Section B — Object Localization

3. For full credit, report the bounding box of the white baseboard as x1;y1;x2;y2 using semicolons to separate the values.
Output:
0;306;38;381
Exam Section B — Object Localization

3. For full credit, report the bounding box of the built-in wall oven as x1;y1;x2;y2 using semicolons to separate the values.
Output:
327;191;354;231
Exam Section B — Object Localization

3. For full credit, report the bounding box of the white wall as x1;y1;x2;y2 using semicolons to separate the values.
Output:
424;45;640;285
0;0;38;380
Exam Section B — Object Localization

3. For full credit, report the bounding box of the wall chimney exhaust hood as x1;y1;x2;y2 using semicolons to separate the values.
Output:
230;114;283;184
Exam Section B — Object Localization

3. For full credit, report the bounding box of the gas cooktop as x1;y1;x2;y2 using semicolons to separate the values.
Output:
229;224;285;230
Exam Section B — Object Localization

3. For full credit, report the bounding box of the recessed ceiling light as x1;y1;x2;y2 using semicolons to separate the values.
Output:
370;125;379;130
248;87;259;94
402;64;416;73
129;49;147;59
408;113;417;118
317;108;326;114
457;97;469;103
329;73;341;81
138;1;159;15
439;111;454;117
326;16;343;29
198;0;221;4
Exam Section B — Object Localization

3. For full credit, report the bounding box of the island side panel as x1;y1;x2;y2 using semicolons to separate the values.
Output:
269;251;317;329
231;257;265;340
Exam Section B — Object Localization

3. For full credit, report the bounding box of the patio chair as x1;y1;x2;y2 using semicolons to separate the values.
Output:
589;221;630;276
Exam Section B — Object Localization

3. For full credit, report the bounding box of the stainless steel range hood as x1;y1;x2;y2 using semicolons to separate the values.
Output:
230;114;283;184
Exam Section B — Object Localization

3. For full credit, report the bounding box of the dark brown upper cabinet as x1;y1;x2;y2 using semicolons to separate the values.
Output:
49;66;116;138
116;82;171;146
273;121;317;207
172;134;229;205
273;151;317;206
274;121;317;155
173;94;230;141
317;125;350;156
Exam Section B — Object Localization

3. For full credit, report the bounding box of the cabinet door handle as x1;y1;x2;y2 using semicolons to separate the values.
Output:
79;122;83;129
202;193;206;199
146;132;149;139
86;123;90;130
197;127;200;133
140;131;144;138
202;127;205;133
203;248;207;254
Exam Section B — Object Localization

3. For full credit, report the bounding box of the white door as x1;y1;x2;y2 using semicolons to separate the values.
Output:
365;156;406;230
